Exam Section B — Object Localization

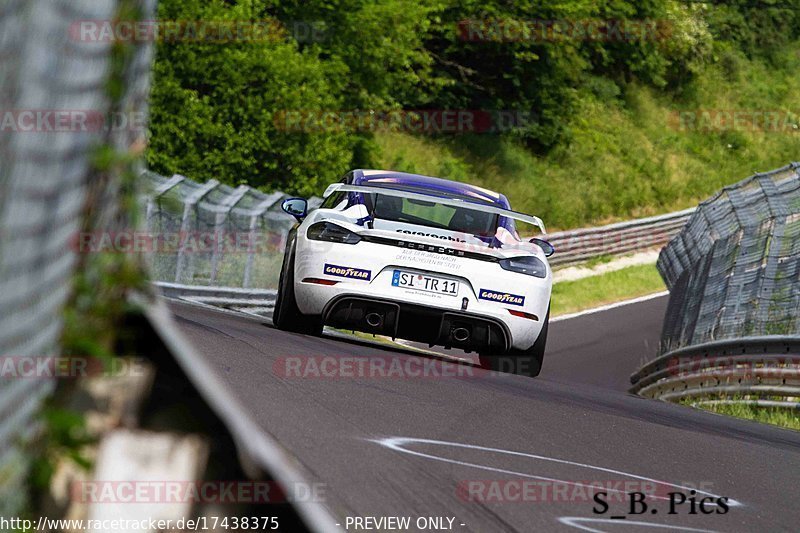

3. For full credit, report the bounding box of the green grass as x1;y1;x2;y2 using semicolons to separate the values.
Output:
582;254;615;269
373;45;800;231
551;263;665;316
685;402;800;432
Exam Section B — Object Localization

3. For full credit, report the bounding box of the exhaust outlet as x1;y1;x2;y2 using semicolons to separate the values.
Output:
365;312;383;328
452;327;470;342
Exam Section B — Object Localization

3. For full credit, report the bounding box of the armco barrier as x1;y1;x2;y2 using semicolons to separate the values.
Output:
154;281;277;317
630;337;800;407
631;163;800;408
546;208;694;267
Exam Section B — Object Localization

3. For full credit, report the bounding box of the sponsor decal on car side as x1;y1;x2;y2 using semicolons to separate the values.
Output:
396;229;466;243
323;263;371;281
478;289;525;306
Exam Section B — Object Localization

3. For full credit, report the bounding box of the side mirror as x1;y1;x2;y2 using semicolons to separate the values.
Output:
529;237;555;257
281;197;308;221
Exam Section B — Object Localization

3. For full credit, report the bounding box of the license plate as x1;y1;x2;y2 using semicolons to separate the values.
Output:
391;270;459;296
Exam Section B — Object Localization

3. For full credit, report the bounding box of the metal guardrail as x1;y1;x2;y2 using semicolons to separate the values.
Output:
631;163;800;407
630;337;800;408
546;208;695;267
140;298;341;532
154;281;277;317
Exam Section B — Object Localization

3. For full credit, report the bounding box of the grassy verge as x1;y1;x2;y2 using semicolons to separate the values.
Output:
551;263;665;316
373;45;800;231
685;402;800;432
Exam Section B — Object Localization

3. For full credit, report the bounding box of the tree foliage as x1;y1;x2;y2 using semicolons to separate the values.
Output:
146;0;800;194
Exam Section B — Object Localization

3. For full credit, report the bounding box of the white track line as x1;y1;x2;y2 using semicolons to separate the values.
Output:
558;517;719;533
374;437;741;508
552;291;669;323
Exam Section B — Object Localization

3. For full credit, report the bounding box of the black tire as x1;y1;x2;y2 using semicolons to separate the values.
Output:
272;234;323;335
479;306;549;378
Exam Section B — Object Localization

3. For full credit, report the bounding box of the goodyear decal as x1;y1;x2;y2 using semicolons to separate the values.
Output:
324;263;371;281
478;289;525;306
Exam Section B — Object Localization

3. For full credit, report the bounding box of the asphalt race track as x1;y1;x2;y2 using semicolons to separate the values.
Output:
169;297;800;532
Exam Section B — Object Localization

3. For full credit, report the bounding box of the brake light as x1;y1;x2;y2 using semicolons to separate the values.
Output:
302;277;339;286
508;309;539;321
307;222;361;244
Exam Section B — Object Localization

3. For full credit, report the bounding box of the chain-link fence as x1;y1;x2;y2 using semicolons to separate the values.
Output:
142;167;695;296
631;163;800;404
141;170;322;289
0;0;155;515
657;163;800;353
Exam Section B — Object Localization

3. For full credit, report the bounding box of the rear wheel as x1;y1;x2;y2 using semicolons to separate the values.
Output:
479;306;549;378
273;235;323;335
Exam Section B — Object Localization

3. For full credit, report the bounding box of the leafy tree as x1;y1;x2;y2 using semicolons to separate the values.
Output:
146;0;357;196
146;0;799;196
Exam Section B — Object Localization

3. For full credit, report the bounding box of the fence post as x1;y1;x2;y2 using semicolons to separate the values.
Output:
174;179;219;284
210;186;249;283
243;214;258;289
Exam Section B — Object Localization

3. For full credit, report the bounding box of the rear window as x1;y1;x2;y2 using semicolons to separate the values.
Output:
372;194;497;237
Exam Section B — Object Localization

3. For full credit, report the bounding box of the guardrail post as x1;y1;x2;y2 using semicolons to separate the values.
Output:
243;214;258;288
174;201;193;283
174;179;219;283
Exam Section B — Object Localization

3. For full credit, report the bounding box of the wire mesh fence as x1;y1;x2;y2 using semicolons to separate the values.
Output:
657;163;800;354
0;0;155;515
631;163;800;406
141;170;322;289
141;168;693;294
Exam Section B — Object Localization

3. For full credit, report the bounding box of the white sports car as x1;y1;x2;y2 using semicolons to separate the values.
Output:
273;170;554;377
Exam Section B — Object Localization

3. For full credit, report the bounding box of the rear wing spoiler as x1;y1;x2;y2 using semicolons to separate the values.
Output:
324;183;546;234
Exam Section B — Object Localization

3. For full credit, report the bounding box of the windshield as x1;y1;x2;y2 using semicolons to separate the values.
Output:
370;193;498;237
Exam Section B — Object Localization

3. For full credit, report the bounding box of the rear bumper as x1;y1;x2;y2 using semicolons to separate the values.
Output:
292;236;550;350
322;295;510;353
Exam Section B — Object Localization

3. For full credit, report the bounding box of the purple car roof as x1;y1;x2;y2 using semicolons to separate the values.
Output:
351;169;511;209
